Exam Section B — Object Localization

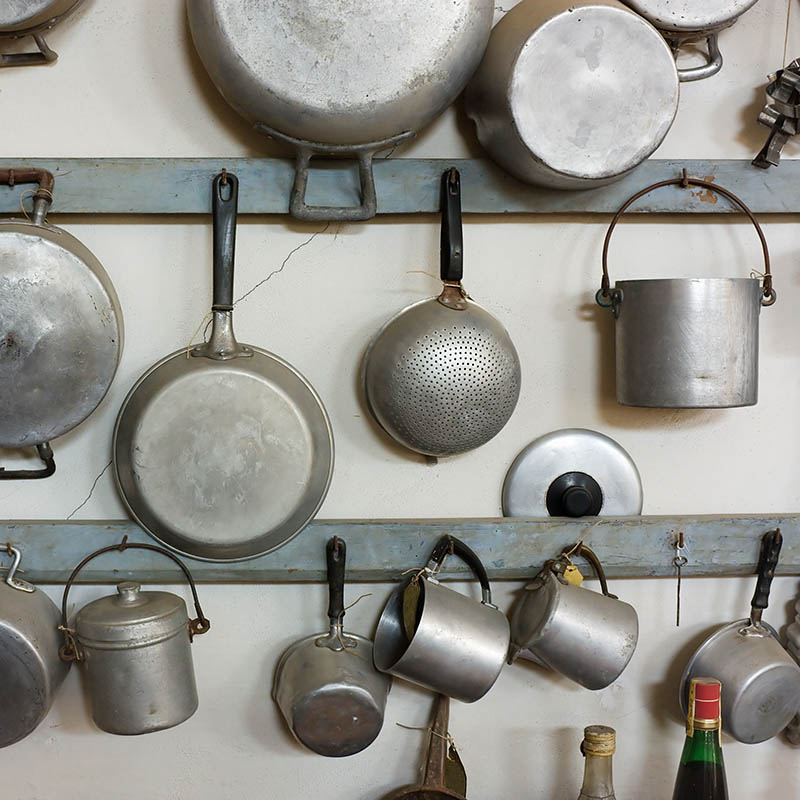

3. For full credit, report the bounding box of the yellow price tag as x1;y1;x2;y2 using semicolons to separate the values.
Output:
563;564;584;586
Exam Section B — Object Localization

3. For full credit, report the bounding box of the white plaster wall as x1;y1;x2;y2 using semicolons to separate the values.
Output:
1;1;800;797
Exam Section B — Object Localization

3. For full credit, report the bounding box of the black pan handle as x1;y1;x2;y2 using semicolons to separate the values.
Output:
326;537;347;625
212;171;239;309
426;535;493;607
751;529;782;611
440;168;463;284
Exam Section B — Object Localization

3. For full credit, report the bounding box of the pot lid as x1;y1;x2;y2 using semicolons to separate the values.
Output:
75;582;188;644
622;0;758;33
502;429;643;517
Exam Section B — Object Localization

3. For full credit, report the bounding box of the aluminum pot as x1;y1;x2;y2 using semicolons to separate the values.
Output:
374;536;509;703
508;545;638;690
0;167;123;478
273;537;391;757
465;0;679;189
0;544;69;748
60;540;211;735
188;0;493;221
0;0;84;66
622;0;759;81
681;530;800;744
596;175;775;408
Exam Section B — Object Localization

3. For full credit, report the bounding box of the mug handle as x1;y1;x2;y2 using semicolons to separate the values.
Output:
59;537;210;661
561;543;616;599
425;535;495;608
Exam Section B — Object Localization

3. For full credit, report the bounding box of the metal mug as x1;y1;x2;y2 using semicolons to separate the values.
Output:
373;535;510;703
508;545;639;690
59;539;211;735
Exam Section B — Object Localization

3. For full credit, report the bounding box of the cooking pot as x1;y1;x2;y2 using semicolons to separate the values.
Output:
0;167;123;478
273;537;392;757
0;544;69;748
373;535;509;703
681;530;800;744
0;0;84;66
465;0;679;189
508;545;638;690
59;539;211;735
188;0;493;221
622;0;759;81
596;174;775;408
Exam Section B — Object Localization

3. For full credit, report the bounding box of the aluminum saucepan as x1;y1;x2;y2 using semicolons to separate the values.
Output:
363;168;520;458
0;167;123;479
188;0;493;221
113;172;334;561
374;535;510;703
0;0;84;66
681;529;800;744
0;544;70;748
274;537;391;757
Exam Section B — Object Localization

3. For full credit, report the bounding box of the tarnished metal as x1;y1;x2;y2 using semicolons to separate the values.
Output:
60;540;210;735
623;0;758;81
113;173;334;561
363;169;520;457
502;429;643;518
273;538;391;757
0;0;84;67
0;544;69;748
0;167;123;475
465;0;679;189
753;59;800;169
597;175;774;408
374;536;510;703
508;546;639;690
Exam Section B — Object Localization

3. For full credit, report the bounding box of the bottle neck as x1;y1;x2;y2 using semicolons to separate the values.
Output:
579;753;615;800
680;727;724;767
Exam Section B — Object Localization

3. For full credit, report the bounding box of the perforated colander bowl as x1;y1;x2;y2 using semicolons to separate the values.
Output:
363;295;521;457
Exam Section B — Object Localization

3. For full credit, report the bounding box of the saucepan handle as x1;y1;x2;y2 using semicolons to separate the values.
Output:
212;171;238;309
0;34;58;68
426;535;494;607
675;33;723;83
440;167;463;283
0;167;54;223
596;171;775;314
751;529;782;611
326;537;347;626
59;538;210;661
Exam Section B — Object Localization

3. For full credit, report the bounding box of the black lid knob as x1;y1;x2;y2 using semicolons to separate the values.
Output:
546;472;603;517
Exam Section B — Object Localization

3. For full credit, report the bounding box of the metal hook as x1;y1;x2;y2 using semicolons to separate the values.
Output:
1;544;34;593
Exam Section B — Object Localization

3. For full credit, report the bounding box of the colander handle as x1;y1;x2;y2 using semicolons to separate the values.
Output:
596;173;775;311
425;535;494;608
440;168;463;283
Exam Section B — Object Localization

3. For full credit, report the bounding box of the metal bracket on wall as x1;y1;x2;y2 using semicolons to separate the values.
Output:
0;158;797;216
2;516;799;583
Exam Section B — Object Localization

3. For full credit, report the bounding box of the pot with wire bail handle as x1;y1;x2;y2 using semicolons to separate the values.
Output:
373;535;510;703
273;537;392;757
59;539;210;735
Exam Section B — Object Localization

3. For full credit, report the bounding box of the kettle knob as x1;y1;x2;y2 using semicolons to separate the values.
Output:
546;472;603;517
117;581;141;603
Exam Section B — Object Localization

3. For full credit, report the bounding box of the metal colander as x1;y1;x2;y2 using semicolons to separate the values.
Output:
362;169;521;458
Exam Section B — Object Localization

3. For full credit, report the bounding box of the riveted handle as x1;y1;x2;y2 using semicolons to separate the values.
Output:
751;529;782;612
426;535;494;607
596;173;775;311
675;34;723;83
440;167;463;283
59;538;210;662
326;536;347;626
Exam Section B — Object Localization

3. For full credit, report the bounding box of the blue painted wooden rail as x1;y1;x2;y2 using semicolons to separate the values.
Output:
0;516;797;583
0;158;796;216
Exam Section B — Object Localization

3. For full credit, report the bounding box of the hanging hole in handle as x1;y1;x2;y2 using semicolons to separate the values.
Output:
675;34;723;83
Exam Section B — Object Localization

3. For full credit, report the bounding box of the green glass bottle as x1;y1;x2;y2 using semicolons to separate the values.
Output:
672;678;728;800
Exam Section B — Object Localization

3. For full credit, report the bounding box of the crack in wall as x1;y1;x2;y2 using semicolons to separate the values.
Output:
67;460;112;520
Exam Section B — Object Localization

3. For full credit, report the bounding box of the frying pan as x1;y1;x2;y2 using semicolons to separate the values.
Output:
273;537;391;757
383;694;467;800
113;172;334;562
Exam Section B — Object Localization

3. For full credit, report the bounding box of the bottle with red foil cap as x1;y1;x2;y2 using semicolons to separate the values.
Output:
672;678;729;800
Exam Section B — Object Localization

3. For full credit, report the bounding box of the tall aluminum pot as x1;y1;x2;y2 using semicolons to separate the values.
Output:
0;545;69;748
465;0;679;189
373;536;509;703
60;541;211;735
508;546;638;690
596;175;775;408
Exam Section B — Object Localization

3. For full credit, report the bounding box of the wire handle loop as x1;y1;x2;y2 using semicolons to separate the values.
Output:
59;537;210;662
598;172;774;307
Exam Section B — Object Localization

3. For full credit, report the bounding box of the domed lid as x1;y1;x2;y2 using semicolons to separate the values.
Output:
75;582;188;644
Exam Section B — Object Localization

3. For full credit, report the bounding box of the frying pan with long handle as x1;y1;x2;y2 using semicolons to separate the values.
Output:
113;172;334;562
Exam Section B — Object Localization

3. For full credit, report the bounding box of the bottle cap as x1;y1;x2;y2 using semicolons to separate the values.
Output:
688;677;722;733
582;725;616;757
